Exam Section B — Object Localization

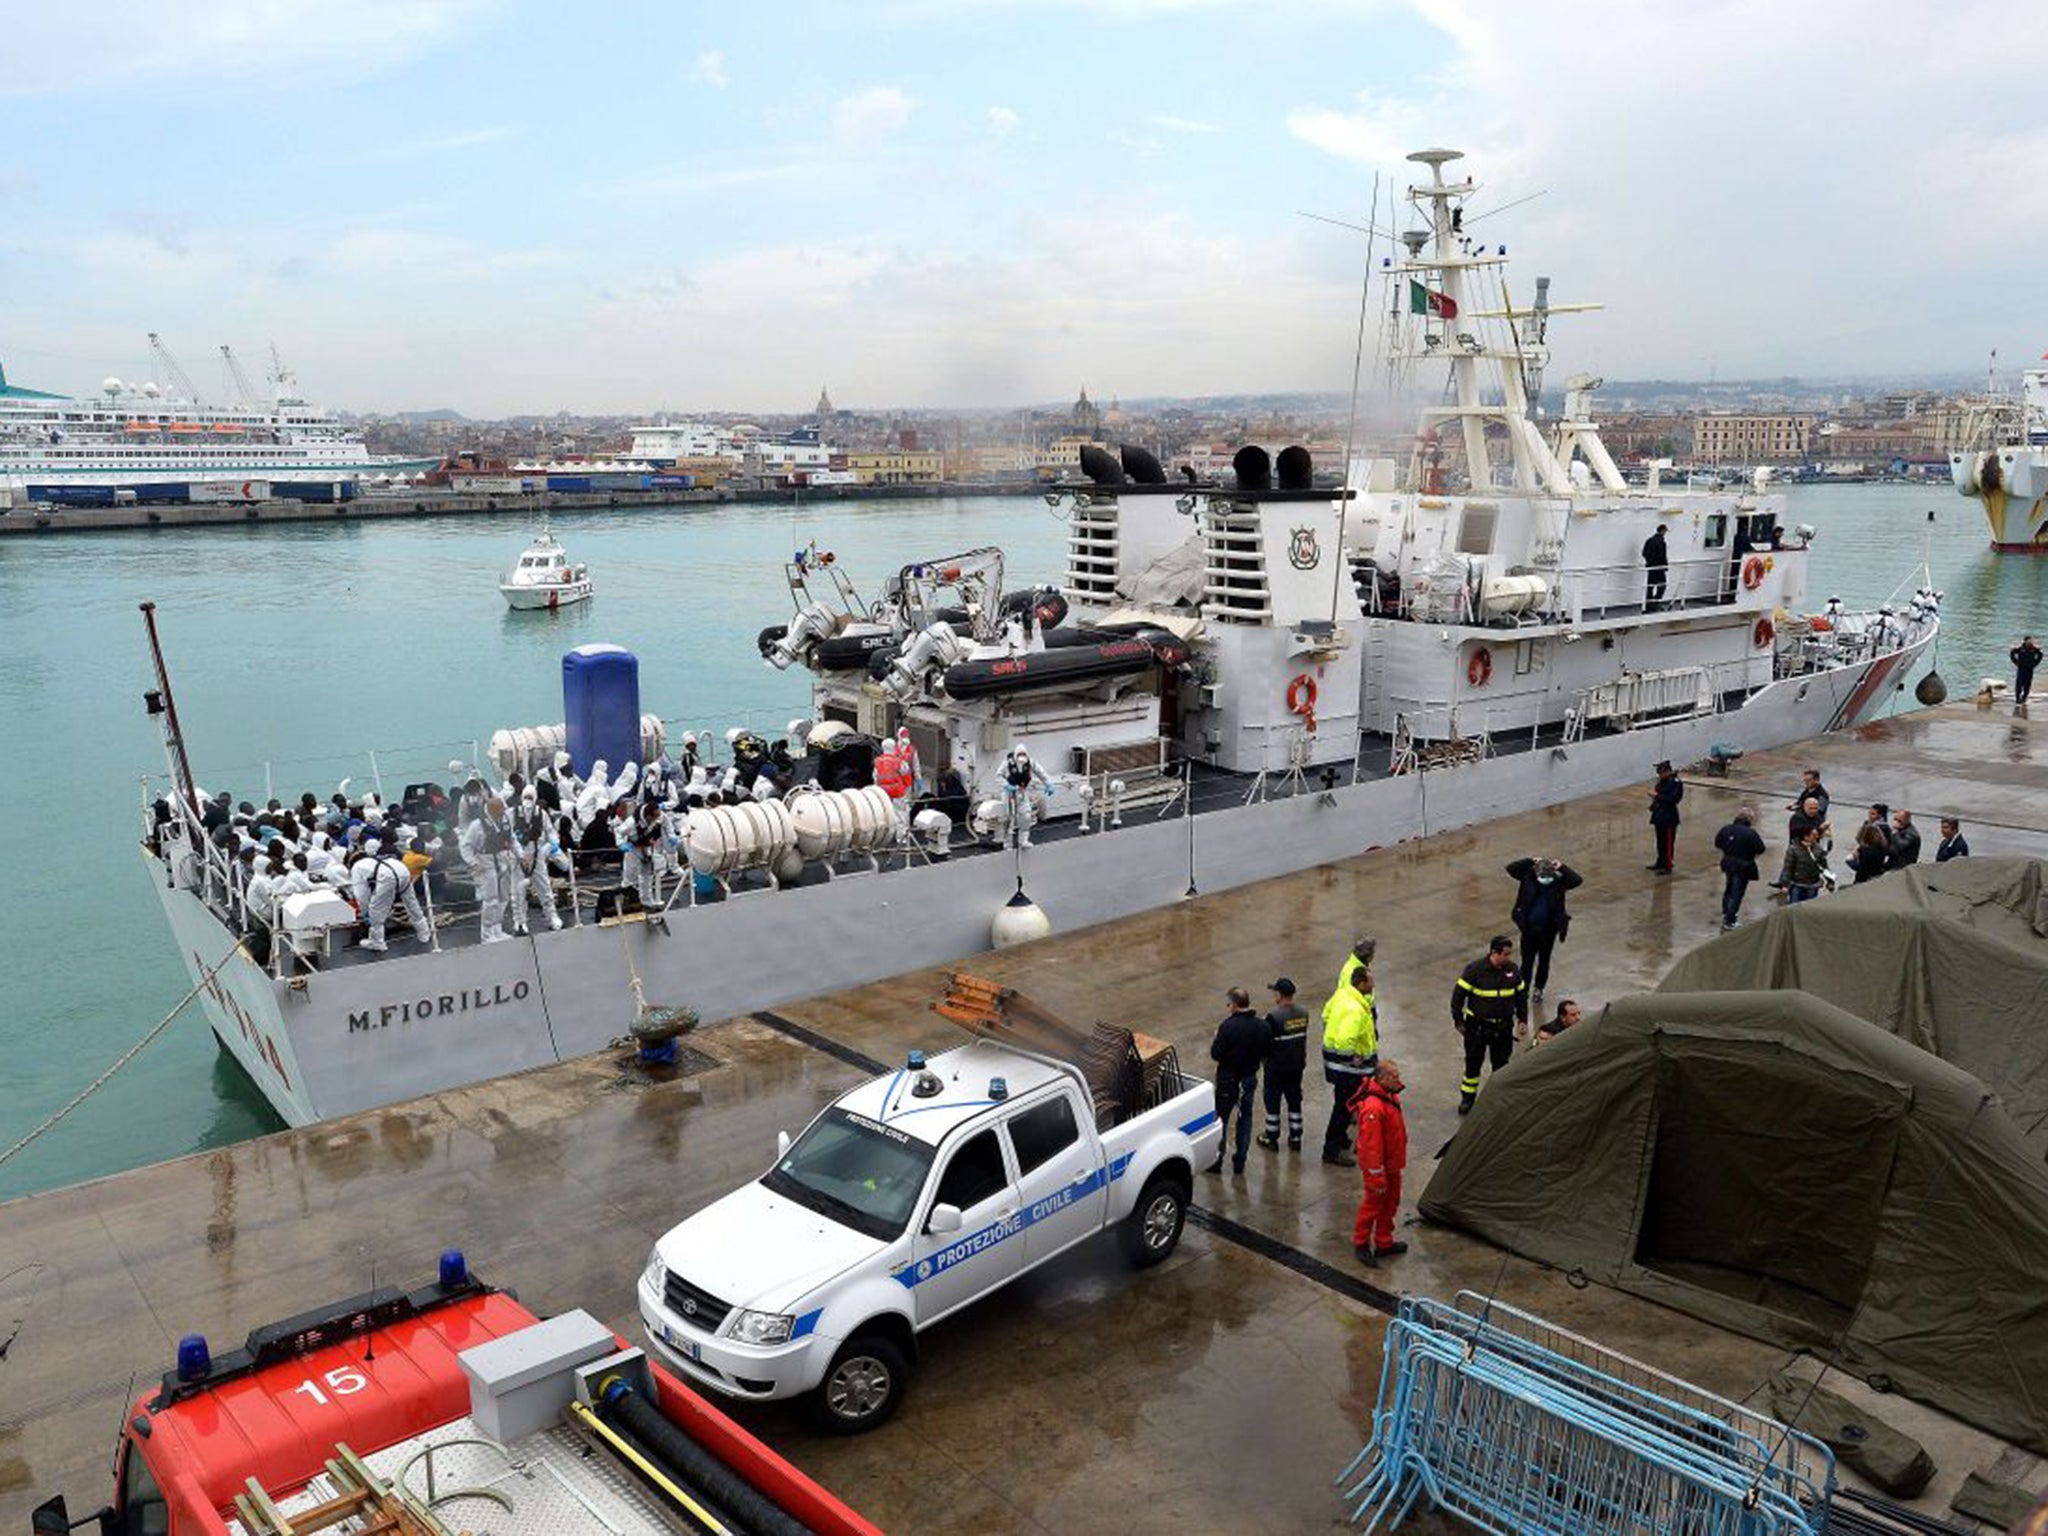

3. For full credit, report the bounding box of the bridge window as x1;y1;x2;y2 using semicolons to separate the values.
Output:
1703;514;1728;549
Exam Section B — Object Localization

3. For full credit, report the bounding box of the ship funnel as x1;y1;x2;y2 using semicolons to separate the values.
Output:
1275;445;1314;491
1232;445;1272;492
1078;444;1127;486
1119;444;1167;484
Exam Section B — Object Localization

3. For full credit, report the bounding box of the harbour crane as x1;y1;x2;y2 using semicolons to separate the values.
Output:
147;332;204;404
219;344;263;406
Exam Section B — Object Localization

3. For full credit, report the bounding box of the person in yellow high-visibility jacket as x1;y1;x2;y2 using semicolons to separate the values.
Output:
1336;934;1376;994
1319;962;1378;1166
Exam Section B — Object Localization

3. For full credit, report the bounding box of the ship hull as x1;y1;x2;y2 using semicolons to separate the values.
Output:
10;458;435;489
502;581;594;611
151;631;1934;1129
1950;448;2048;551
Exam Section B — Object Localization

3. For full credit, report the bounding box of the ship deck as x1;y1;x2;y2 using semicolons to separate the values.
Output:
7;702;2046;1534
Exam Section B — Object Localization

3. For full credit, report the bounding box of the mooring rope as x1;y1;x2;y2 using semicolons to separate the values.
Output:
0;938;248;1171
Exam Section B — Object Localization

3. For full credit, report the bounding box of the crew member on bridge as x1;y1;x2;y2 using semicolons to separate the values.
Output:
1641;523;1670;611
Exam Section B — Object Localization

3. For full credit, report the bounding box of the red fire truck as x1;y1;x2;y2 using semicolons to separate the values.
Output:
32;1252;878;1536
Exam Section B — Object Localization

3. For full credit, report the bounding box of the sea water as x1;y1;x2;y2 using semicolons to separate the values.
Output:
0;484;2037;1199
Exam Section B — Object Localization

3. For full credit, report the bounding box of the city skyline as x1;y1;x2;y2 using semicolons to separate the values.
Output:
2;0;2042;416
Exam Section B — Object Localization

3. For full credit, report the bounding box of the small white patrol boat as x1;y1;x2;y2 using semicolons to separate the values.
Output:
500;527;593;611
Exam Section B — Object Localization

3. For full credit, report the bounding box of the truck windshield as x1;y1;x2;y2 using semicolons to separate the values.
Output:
762;1108;937;1241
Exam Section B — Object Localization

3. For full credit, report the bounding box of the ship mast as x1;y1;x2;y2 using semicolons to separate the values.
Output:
140;602;200;824
1392;150;1603;497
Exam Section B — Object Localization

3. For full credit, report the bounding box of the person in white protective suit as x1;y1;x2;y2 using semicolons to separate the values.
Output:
573;760;611;831
1002;746;1053;847
511;788;563;932
352;839;431;952
459;796;520;943
621;790;664;905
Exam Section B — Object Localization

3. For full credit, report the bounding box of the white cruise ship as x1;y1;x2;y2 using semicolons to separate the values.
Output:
0;342;432;489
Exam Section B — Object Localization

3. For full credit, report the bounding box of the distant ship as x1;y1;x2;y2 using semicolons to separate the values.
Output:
1949;360;2048;551
0;338;432;491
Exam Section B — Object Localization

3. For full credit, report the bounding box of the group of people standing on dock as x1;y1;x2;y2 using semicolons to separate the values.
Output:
1207;753;1993;1271
1642;762;1972;929
1205;855;1587;1269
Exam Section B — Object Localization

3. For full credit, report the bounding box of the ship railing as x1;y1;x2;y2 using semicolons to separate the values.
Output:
1387;701;1492;773
1550;552;1762;620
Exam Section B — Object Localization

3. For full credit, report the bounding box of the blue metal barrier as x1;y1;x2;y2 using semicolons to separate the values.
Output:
1337;1292;1835;1533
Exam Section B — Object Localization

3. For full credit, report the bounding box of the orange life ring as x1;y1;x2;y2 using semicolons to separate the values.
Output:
1741;555;1766;591
1467;647;1493;687
1753;617;1775;648
1286;673;1319;733
1808;615;1833;633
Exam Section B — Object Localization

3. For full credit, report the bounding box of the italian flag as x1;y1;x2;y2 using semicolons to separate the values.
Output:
1409;279;1457;320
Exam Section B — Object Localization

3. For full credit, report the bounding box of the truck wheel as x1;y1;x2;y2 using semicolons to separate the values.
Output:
1124;1171;1188;1267
809;1334;909;1434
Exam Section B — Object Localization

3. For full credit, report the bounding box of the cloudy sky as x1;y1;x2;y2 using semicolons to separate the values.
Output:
1;0;2040;415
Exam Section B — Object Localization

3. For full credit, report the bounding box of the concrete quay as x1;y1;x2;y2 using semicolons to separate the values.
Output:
0;479;1029;535
2;702;2044;1532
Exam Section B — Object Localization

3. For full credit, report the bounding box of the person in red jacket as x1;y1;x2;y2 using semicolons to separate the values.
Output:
1351;1058;1409;1267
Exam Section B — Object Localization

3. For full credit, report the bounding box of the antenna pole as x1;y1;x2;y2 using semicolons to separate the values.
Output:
140;602;199;822
1331;172;1382;624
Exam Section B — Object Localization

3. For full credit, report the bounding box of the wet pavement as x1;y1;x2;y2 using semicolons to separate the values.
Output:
3;703;2044;1532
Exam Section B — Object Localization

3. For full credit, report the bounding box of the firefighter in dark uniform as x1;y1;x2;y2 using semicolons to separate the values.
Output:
1452;935;1527;1115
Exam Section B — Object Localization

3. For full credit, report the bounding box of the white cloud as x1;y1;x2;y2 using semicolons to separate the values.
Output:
1284;0;2048;379
832;86;914;145
692;49;728;87
1287;90;1454;172
625;162;815;197
0;0;486;94
1148;115;1220;135
419;127;513;151
987;105;1021;137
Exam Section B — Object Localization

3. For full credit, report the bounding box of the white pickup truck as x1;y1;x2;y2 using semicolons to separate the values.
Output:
639;1036;1222;1431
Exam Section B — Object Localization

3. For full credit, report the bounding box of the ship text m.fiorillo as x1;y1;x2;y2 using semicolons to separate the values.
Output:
140;149;1940;1128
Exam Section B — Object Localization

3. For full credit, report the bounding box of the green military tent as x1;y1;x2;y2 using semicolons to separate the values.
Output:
1418;990;2048;1453
1659;858;2048;1152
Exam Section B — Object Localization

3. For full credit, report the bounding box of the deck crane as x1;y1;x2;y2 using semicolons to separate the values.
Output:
147;332;204;405
219;344;264;406
268;342;303;404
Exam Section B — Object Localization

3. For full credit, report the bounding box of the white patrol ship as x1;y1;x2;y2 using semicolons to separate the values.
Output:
640;1035;1221;1431
138;148;1940;1130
